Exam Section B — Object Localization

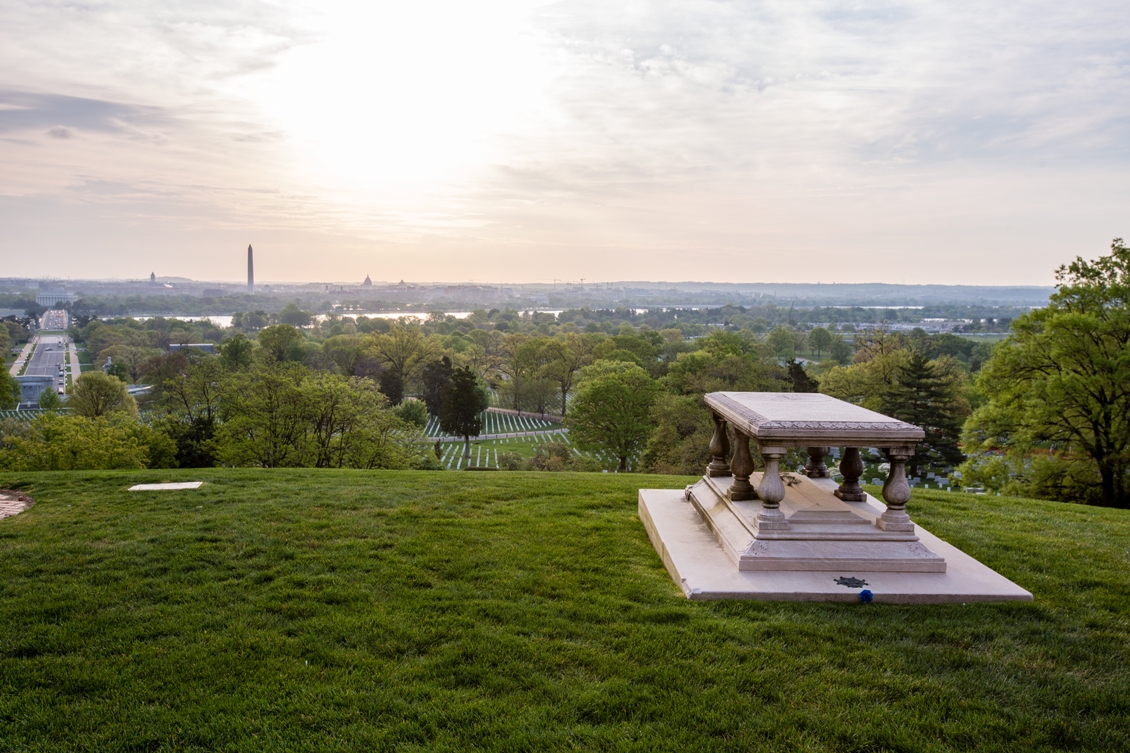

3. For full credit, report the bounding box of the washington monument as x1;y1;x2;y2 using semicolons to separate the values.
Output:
247;244;254;294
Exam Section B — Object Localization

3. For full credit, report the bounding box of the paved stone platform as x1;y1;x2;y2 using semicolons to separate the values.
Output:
640;488;1033;604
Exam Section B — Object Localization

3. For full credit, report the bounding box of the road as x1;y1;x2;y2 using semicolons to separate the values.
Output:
23;334;70;395
40;309;69;330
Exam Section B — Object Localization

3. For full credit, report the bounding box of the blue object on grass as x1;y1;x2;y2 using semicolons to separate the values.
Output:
859;589;874;603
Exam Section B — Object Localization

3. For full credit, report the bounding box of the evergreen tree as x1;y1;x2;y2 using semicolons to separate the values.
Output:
378;369;403;406
37;387;64;412
439;366;488;460
885;351;966;478
419;356;453;416
787;360;818;393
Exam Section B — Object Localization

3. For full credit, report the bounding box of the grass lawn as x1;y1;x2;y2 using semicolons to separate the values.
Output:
0;470;1127;752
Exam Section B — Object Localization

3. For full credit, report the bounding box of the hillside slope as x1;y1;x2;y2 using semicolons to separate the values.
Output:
0;469;1127;752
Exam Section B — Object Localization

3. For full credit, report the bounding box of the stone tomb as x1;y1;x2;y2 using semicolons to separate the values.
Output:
639;392;1032;603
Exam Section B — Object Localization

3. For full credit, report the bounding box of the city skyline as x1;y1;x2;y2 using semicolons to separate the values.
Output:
2;1;1128;285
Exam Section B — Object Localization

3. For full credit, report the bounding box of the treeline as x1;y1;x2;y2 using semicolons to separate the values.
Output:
0;356;437;472
5;240;1125;509
0;306;996;478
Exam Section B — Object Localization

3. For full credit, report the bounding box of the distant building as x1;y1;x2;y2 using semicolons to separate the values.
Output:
16;375;54;406
150;272;157;285
363;274;372;287
35;291;78;306
201;288;225;298
169;343;216;354
247;244;255;294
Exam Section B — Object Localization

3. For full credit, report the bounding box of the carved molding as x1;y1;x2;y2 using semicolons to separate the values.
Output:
742;540;771;557
705;392;925;443
707;394;920;432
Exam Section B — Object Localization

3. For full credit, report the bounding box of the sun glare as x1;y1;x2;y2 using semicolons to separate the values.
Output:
250;1;554;192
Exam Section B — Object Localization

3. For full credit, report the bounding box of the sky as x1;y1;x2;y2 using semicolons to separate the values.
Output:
1;0;1128;285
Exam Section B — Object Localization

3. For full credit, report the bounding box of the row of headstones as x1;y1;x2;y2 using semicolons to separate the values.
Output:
438;433;640;471
424;412;559;437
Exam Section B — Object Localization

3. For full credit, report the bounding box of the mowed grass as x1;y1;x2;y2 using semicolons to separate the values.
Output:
0;470;1128;752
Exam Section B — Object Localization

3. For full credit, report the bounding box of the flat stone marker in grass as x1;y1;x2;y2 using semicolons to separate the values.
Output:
128;482;204;491
640;392;1032;603
0;490;33;520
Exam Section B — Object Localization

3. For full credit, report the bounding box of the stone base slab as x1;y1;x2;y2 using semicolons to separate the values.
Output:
639;488;1032;603
128;482;204;491
690;475;946;572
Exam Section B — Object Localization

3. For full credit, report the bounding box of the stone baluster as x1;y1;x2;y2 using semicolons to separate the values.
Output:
728;431;757;501
755;445;789;530
834;447;866;502
707;411;732;477
804;446;830;478
878;448;915;532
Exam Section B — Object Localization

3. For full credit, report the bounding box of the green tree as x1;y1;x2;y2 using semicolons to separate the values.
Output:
321;334;363;375
964;239;1130;507
884;351;969;479
105;360;131;383
279;302;313;327
641;393;714;475
807;326;833;358
215;363;312;468
0;372;18;410
0;413;167;471
378;368;404;405
419;356;454;415
766;326;798;360
257;325;306;364
828;334;852;365
567;361;661;471
99;345;160;383
665;348;784;396
219;333;254;371
439;366;489;461
213;362;420;470
393;398;429;428
37;387;64;412
148;354;225;468
303;372;409;469
541;333;596;415
69;371;138;418
365;325;439;405
495;334;542;411
820;350;909;413
592;332;661;377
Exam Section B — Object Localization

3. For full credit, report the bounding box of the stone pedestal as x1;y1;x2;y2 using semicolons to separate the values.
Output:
639;392;1031;602
687;473;943;572
639;487;1033;603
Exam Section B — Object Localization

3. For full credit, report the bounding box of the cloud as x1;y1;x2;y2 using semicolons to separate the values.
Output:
0;90;163;136
0;0;1128;284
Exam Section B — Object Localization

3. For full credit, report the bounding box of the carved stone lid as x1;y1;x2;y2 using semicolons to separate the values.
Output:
705;392;924;446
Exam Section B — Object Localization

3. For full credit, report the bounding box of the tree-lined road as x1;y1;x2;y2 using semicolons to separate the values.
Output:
40;309;69;330
23;335;69;396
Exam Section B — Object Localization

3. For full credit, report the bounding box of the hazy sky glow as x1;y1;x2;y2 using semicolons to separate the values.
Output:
1;0;1128;284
